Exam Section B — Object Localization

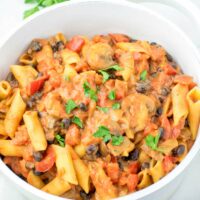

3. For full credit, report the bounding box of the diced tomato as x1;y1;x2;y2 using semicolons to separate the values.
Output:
109;33;130;43
127;174;138;192
115;90;124;100
27;75;49;96
164;64;177;75
161;116;172;139
144;123;158;136
172;118;184;139
66;36;85;53
163;156;176;173
35;146;56;173
127;161;140;174
106;163;120;184
65;124;81;146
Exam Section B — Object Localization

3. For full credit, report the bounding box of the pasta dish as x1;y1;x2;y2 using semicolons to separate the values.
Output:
0;33;199;200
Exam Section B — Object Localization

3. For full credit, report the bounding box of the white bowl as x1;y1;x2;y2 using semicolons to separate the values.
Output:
0;0;199;200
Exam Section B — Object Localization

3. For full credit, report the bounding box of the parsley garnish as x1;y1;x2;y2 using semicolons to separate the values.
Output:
98;64;123;83
145;134;162;152
93;126;124;146
112;135;124;146
140;70;147;81
83;81;98;101
24;0;68;19
72;116;83;128
108;90;116;100
96;106;109;113
112;103;120;110
55;134;65;147
65;99;77;114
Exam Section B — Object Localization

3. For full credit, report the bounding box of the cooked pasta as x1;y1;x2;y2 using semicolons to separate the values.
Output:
0;33;199;200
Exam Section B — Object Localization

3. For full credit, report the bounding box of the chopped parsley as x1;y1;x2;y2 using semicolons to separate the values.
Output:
98;64;123;83
72;116;83;128
140;70;147;81
145;134;162;152
83;81;98;102
108;90;116;100
55;134;65;147
65;99;77;114
112;102;120;110
93;126;124;146
96;106;109;113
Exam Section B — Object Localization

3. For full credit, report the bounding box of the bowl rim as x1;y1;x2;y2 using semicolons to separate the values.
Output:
0;0;200;200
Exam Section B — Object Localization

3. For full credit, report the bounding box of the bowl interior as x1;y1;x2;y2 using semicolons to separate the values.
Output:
0;1;199;200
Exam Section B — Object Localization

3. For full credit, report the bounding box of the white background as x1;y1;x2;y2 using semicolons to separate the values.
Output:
0;0;200;199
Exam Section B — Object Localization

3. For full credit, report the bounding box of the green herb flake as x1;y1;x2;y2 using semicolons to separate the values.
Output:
111;135;124;146
108;90;116;100
98;65;123;83
55;134;65;147
140;70;147;81
41;0;54;7
72;116;83;128
107;64;123;71
112;103;120;110
65;99;77;114
83;81;98;102
98;70;110;83
96;106;109;113
23;6;39;19
93;126;124;146
145;134;161;151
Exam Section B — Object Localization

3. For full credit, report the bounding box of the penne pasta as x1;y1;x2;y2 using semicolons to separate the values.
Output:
0;81;11;100
0;140;25;156
149;160;165;183
186;87;200;139
172;83;189;126
0;120;7;136
4;89;26;138
52;144;78;185
23;111;47;151
10;65;38;88
137;169;152;190
27;171;45;189
42;176;71;196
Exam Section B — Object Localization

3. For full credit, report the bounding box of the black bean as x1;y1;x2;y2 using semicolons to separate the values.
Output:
141;162;150;170
136;81;150;93
33;170;43;176
96;150;101;157
109;73;117;79
52;41;64;52
156;107;163;116
29;41;42;52
161;87;170;96
128;149;139;161
185;118;189;127
79;103;88;112
80;190;91;200
150;42;157;46
86;144;98;155
158;96;164;103
166;52;173;62
33;151;43;162
61;118;71;129
25;161;35;170
172;145;185;157
158;127;164;140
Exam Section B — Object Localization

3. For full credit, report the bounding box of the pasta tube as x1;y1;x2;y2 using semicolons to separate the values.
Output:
0;81;11;100
10;65;38;88
23;111;47;151
4;89;26;138
172;83;189;126
0;120;7;136
52;144;78;185
0;140;25;156
42;176;71;196
186;87;200;139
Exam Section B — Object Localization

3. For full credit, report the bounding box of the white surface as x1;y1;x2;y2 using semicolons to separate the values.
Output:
0;0;200;199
